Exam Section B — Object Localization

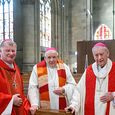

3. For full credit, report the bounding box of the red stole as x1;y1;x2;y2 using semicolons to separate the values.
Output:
85;63;115;115
37;60;67;110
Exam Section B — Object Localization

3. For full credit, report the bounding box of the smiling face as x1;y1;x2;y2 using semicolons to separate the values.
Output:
92;46;109;68
0;40;17;64
45;50;58;68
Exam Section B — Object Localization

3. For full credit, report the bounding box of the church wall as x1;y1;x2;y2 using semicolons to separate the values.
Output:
70;0;114;73
13;0;23;70
22;4;35;71
51;0;70;66
69;0;87;71
93;0;114;38
21;0;41;72
14;0;114;73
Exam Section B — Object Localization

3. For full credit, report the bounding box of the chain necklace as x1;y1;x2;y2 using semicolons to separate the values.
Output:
96;77;106;92
12;73;17;88
6;69;17;89
96;64;108;92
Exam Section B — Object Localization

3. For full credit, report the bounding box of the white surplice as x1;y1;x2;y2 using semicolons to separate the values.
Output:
28;63;77;109
70;58;115;115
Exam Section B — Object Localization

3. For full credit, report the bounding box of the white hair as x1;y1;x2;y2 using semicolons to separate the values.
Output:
92;46;109;54
45;50;58;57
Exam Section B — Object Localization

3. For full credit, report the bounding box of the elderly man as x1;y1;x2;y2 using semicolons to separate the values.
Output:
65;42;115;115
28;47;77;115
0;39;30;115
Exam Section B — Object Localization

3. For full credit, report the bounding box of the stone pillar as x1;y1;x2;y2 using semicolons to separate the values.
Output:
21;0;40;71
51;0;70;65
13;0;23;70
20;0;35;4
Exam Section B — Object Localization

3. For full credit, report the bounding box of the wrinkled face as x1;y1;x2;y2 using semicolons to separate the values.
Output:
92;47;109;68
0;43;17;64
45;52;58;68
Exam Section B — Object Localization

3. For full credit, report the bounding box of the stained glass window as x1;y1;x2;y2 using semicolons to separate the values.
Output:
0;0;13;41
40;0;51;47
94;24;112;40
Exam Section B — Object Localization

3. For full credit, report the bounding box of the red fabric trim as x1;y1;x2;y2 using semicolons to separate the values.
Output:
59;97;66;110
37;60;46;67
106;62;115;115
39;84;49;93
58;69;66;86
85;65;96;115
37;60;50;103
58;68;66;109
0;93;11;113
85;63;115;115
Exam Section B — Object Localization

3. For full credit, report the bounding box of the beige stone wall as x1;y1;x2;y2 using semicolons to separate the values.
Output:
93;0;113;36
22;4;35;71
69;0;87;71
14;0;114;73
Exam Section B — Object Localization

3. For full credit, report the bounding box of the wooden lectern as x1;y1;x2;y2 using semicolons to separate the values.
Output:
35;109;73;115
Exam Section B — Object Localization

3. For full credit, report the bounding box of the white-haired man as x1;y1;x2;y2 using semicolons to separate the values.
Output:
65;42;115;115
0;39;30;115
28;47;78;115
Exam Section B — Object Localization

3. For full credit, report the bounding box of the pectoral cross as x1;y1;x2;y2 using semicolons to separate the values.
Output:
12;81;17;88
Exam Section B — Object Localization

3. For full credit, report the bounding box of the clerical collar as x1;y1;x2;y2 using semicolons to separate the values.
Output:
47;64;57;69
3;61;14;68
97;64;107;72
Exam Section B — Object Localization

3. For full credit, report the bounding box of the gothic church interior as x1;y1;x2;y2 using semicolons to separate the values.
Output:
0;0;114;73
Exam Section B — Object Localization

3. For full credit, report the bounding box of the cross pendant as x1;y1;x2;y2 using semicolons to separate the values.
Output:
12;82;17;88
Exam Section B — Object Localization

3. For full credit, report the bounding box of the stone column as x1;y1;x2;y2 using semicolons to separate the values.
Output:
21;0;40;71
13;0;23;70
51;0;70;64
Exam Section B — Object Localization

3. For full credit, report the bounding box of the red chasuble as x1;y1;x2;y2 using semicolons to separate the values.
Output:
37;60;67;110
85;63;115;115
0;59;30;115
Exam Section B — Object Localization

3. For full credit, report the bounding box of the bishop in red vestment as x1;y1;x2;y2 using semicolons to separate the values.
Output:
65;42;115;115
0;39;30;115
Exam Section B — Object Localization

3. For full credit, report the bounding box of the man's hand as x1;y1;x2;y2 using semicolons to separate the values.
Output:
65;106;75;114
13;94;23;106
53;87;65;96
100;92;114;103
30;105;38;115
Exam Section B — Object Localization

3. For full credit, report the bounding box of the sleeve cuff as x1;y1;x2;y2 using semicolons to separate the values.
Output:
112;92;115;97
112;92;115;106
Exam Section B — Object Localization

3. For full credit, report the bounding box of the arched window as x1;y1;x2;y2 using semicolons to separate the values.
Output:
94;24;112;40
0;0;13;41
40;0;51;47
